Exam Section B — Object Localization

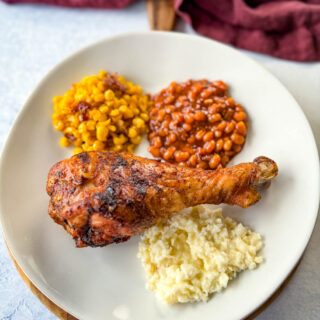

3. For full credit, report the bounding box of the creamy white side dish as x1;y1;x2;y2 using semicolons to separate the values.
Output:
138;205;263;304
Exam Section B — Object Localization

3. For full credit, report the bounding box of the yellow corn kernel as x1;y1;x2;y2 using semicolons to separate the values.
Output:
119;105;128;114
96;113;107;122
53;96;62;104
92;87;101;95
123;108;134;119
133;108;140;115
92;110;103;122
139;103;147;112
53;120;64;131
110;109;120;117
98;70;107;79
133;117;145;129
51;113;61;120
106;101;115;108
60;136;70;147
64;127;74;135
109;125;116;132
118;98;127;106
82;132;91;142
105;89;115;100
140;113;149;122
113;134;128;145
78;122;87;134
94;93;105;103
87;146;94;152
74;138;83;147
97;82;105;91
128;127;138;138
99;105;109;114
112;144;123;152
73;131;81;139
127;144;135;153
131;135;141;145
96;126;109;141
73;147;83;155
86;120;96;131
93;140;105;151
97;119;111;127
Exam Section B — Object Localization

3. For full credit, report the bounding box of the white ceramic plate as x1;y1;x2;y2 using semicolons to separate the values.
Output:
0;32;319;320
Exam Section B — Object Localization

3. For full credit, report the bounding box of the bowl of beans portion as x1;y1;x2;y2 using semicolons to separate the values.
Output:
148;79;247;169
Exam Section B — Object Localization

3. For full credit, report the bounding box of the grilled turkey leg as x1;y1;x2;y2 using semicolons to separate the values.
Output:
47;152;278;247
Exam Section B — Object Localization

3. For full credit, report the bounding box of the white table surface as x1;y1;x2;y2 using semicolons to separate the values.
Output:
0;1;319;319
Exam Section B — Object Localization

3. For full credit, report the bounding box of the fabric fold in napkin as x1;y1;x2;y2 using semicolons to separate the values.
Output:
175;0;320;61
3;0;320;61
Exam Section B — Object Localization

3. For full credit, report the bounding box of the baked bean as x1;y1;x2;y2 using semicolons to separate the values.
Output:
162;119;170;129
236;121;247;135
188;136;196;144
149;146;160;157
226;97;234;107
201;89;212;99
209;154;221;169
184;113;194;123
148;79;247;169
209;113;222;123
165;105;175;113
231;133;245;145
189;154;197;167
216;139;224;151
165;95;174;104
194;111;206;121
173;112;183;122
217;121;227;131
169;120;179;130
157;109;166;121
169;132;177;143
196;147;205;156
163;147;175;160
234;111;246;121
214;130;222;138
223;140;232;151
174;151;190;162
183;123;192;131
196;130;206;140
225;122;235;134
197;161;208;169
233;145;242;153
153;136;162;148
150;108;158;117
221;155;229;167
204;141;216;153
208;104;220;114
204;99;213;105
203;131;214;142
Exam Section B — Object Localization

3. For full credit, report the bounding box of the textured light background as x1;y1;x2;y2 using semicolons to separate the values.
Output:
0;1;319;319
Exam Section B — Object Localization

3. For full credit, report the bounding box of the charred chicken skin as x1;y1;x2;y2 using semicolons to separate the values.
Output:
47;152;278;247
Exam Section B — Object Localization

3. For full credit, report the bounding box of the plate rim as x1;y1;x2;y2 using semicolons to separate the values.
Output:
0;30;319;320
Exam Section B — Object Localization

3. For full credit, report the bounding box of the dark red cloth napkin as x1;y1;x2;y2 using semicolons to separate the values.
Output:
3;0;320;61
2;0;135;9
175;0;320;61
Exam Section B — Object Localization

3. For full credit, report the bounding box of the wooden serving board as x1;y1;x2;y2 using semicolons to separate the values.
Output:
6;243;301;320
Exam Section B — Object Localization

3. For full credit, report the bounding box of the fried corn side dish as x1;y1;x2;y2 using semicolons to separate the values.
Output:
51;71;153;154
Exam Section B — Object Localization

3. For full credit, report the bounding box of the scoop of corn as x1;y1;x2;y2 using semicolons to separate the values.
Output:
52;70;153;154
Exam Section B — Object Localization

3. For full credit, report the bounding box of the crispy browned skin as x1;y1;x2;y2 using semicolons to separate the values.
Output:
47;152;278;247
